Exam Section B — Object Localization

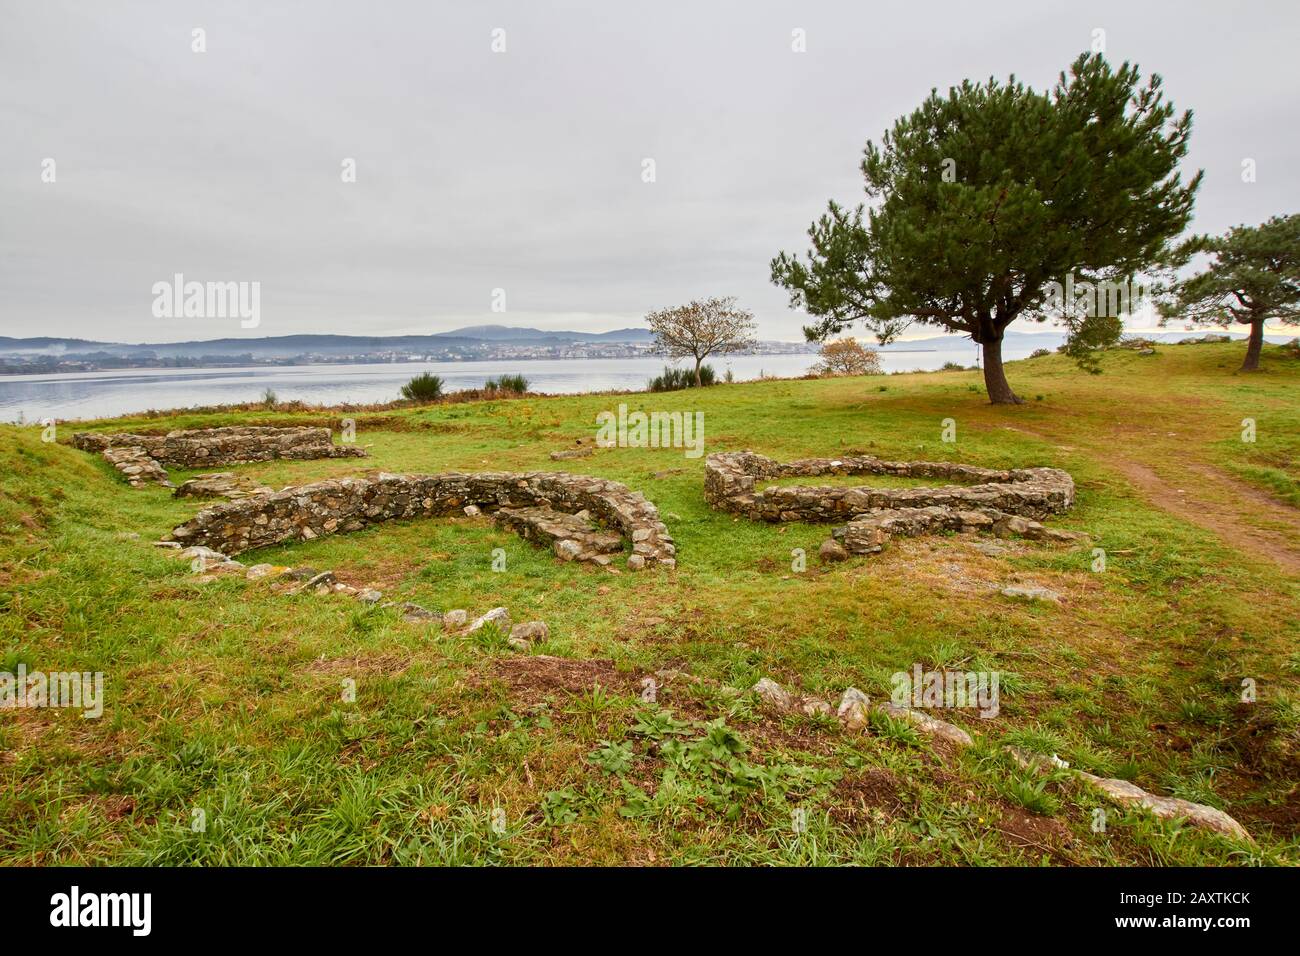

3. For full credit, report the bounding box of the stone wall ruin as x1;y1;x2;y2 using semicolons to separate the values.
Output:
72;426;366;488
704;450;1078;555
167;470;676;571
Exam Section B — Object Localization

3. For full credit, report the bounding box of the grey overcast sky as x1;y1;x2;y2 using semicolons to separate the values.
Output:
1;0;1297;343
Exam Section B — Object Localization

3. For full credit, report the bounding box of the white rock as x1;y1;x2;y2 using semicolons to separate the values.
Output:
509;621;549;643
1076;772;1253;842
876;702;974;747
178;546;228;563
468;607;511;633
752;678;793;710
837;687;871;729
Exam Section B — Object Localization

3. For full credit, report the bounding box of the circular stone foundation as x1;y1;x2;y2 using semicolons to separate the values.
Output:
167;470;676;570
704;451;1077;554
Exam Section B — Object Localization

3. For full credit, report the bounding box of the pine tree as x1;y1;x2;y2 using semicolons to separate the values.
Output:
771;53;1201;404
1159;214;1300;371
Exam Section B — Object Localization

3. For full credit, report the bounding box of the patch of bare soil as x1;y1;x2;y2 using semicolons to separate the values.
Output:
995;804;1074;861
829;767;911;824
1213;702;1300;837
95;795;137;822
1236;787;1300;835
491;655;638;706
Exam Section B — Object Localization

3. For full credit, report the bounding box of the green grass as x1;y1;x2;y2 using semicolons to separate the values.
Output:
1;341;1297;865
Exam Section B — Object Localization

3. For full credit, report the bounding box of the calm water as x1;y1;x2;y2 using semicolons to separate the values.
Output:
0;339;1016;423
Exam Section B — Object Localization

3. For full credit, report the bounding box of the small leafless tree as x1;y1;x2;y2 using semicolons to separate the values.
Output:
812;337;883;376
645;296;757;387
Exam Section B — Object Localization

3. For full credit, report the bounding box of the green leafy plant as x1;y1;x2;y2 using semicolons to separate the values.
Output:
630;706;694;741
540;789;581;826
588;740;635;775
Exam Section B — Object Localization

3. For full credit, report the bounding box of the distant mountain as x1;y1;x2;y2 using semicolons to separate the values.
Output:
0;325;656;358
3;325;1286;364
0;336;120;353
439;325;654;343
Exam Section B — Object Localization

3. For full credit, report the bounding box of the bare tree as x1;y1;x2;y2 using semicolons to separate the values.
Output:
812;337;883;376
645;296;757;387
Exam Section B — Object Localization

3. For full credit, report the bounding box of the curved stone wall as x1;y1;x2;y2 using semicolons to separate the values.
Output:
74;425;366;469
167;471;676;570
704;451;1077;554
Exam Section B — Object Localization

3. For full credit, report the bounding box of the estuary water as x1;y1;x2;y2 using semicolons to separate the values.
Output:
0;338;1019;422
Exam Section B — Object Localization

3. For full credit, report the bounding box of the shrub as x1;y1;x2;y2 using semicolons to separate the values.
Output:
260;388;277;408
1029;348;1052;359
484;373;529;394
400;372;445;402
648;364;716;392
811;337;883;376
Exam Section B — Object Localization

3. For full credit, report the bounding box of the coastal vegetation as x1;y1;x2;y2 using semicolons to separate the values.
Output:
2;341;1296;864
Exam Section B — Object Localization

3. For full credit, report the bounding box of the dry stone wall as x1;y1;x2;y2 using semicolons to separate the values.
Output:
494;507;625;565
167;471;676;570
705;450;1078;554
173;472;275;500
74;426;366;468
98;444;174;488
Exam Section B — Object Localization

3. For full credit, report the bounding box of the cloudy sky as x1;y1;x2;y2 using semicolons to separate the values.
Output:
2;0;1297;343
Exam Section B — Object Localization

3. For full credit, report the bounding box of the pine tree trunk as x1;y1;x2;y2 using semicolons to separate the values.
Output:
981;339;1022;405
1240;317;1265;372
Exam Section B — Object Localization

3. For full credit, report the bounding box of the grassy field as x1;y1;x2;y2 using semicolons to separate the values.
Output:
1;340;1297;866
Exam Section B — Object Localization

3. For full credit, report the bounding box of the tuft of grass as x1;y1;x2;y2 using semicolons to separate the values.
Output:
484;374;529;394
400;372;445;402
648;364;716;391
998;774;1061;816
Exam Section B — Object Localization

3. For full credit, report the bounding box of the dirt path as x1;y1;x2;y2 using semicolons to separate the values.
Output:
1105;457;1300;575
999;424;1300;575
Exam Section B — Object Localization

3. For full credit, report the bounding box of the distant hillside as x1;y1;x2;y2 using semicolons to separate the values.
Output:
440;325;654;343
2;325;1287;364
0;326;654;358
